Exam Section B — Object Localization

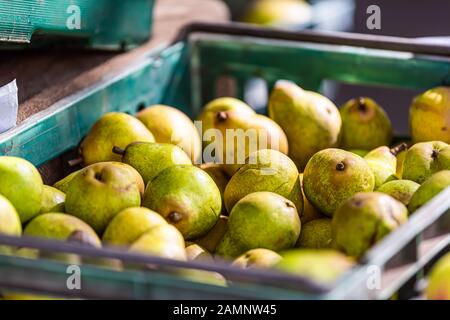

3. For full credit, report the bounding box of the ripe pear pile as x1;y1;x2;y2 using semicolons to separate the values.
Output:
0;82;449;295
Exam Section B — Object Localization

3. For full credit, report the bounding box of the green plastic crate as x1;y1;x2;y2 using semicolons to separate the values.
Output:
0;23;449;299
0;0;155;50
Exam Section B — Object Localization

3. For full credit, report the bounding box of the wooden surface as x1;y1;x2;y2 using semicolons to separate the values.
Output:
0;0;229;124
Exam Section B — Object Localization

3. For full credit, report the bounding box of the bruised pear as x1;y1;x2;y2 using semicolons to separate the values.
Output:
364;143;407;188
232;248;281;270
0;156;43;223
268;81;341;170
80;112;155;165
113;142;192;185
410;87;450;144
143;165;222;240
216;192;300;258
340;97;392;150
377;180;420;207
303;149;375;216
224;149;303;213
201;110;288;176
137;105;201;163
402;141;450;184
102;207;167;247
65;162;141;234
332;192;408;257
408;170;450;213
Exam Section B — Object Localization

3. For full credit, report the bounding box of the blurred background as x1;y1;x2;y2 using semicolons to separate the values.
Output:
221;0;450;135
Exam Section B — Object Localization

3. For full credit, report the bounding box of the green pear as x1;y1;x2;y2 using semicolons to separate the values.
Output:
296;218;332;249
243;0;312;26
332;192;408;257
426;252;450;300
199;163;230;215
193;215;228;253
396;147;407;179
268;81;341;170
175;269;227;287
40;186;65;214
201;107;289;176
377;180;420;207
80;112;155;166
408;170;450;213
24;213;101;247
143;165;222;240
298;174;324;224
54;162;145;196
65;162;141;234
198;97;256;144
129;224;186;261
364;143;408;188
137;105;202;163
274;249;354;285
185;242;213;262
303;149;375;216
0;194;22;236
340;97;392;150
402;141;450;183
231;248;281;269
410;87;450;144
216;192;300;258
349;149;370;157
224;149;303;214
102;207;167;247
0;156;43;223
113;142;192;185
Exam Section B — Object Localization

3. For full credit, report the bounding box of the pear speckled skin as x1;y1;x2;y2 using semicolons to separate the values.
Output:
340;97;392;150
193;215;228;253
296;218;332;249
410;87;450;144
199;164;230;215
24;213;101;247
0;195;22;236
54;162;145;196
0;156;43;223
216;192;300;258
408;170;450;213
231;248;281;270
426;252;450;300
332;192;408;257
137;105;202;163
143;165;222;240
40;186;66;214
402;141;450;184
224;149;303;214
303;149;375;216
65;163;141;234
80;112;154;166
275;249;354;285
129;224;186;261
102;207;167;247
118;142;192;185
199;97;288;176
377;180;420;207
364;146;398;188
268;81;341;170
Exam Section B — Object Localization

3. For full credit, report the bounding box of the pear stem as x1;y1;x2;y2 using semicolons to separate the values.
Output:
390;142;408;156
68;157;83;167
357;97;368;113
112;146;126;156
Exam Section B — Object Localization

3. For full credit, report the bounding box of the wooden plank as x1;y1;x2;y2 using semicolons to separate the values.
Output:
0;0;229;123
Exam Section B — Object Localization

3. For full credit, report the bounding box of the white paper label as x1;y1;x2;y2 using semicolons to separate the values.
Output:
0;79;18;133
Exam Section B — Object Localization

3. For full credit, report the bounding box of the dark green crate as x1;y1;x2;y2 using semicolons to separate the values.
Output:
0;0;155;50
0;23;449;299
